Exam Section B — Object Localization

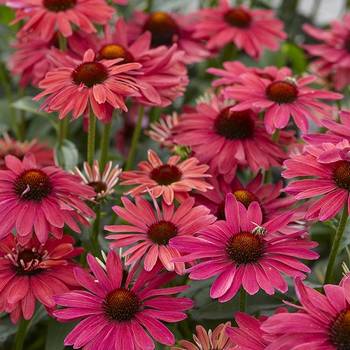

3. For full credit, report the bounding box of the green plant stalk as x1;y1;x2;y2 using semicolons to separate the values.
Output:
91;204;101;257
58;117;69;146
13;319;30;350
99;121;112;170
146;0;153;12
87;110;96;165
324;205;349;284
125;105;145;171
239;288;247;312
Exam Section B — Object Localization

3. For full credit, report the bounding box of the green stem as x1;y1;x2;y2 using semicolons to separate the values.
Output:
13;319;30;350
58;118;69;146
125;105;145;171
272;129;280;142
58;33;67;51
146;0;153;12
99;121;112;170
239;288;246;312
324;205;349;284
91;204;101;256
87;110;96;165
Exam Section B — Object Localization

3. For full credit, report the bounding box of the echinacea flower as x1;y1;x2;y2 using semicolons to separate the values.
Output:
0;234;81;323
54;250;193;349
0;133;53;169
283;139;350;221
174;95;287;182
94;19;189;107
9;0;114;40
171;322;234;350
194;1;286;59
262;278;350;350
105;196;216;274
0;154;95;244
171;194;318;302
74;160;122;200
35;49;143;122
127;11;210;64
225;71;342;134
120;149;212;205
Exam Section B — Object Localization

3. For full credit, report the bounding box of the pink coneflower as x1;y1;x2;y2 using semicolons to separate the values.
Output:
171;322;234;350
0;133;53;169
283;139;350;221
262;278;350;349
35;49;142;122
174;95;287;182
194;173;295;221
94;19;189;107
0;234;81;323
225;72;342;134
0;154;95;244
105;196;215;274
120;150;212;205
171;194;318;302
54;250;193;349
127;11;210;64
194;1;286;59
9;0;114;40
74;160;122;200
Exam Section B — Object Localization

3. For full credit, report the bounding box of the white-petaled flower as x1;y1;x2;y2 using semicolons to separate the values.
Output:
74;160;122;200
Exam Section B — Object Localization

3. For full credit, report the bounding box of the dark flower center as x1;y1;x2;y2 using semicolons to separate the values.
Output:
14;169;52;201
147;220;178;245
43;0;77;12
72;62;108;88
143;11;180;47
233;190;259;208
98;44;134;63
224;7;252;28
150;164;182;185
88;181;107;195
266;80;298;104
330;309;350;349
214;107;255;140
226;232;264;264
333;161;350;191
15;249;43;275
103;288;140;321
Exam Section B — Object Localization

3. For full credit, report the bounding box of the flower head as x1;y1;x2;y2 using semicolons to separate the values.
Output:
120;150;212;205
171;194;318;301
194;1;286;59
54;250;193;349
105;196;215;274
0;154;95;244
0;234;81;323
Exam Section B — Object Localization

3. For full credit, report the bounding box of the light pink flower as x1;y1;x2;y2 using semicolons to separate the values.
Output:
283;139;350;221
9;0;114;40
0;234;81;323
35;49;143;122
0;154;95;244
225;72;342;134
171;194;318;301
194;1;286;59
54;250;193;349
105;196;215;274
120;150;212;205
262;278;350;349
127;11;210;64
174;95;288;182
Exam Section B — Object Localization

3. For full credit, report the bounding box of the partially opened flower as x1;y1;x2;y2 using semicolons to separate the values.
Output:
262;278;350;349
0;154;95;244
54;250;193;349
0;234;81;323
0;133;53;169
105;196;215;274
120;150;212;205
127;11;210;64
74;160;122;200
171;322;234;350
35;49;142;122
283;139;350;221
174;95;287;182
9;0;114;40
225;72;342;134
171;194;318;302
194;1;286;59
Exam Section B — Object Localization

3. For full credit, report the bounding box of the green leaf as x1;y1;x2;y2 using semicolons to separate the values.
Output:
54;140;79;170
281;43;308;74
12;96;49;119
45;319;75;350
0;6;15;24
